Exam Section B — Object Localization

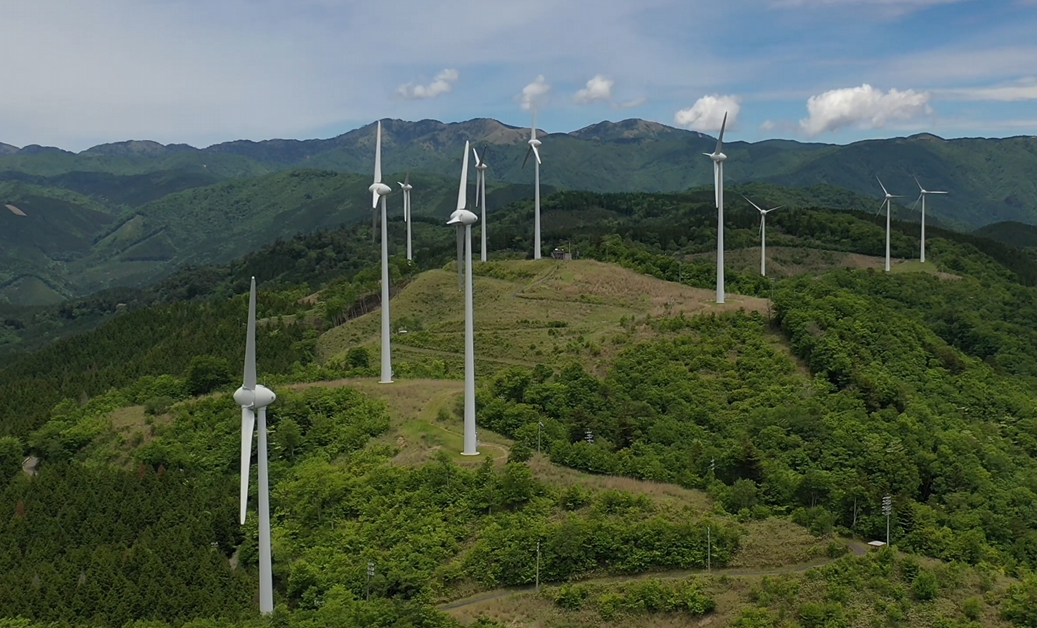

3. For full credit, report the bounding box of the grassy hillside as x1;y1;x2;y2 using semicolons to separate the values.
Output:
4;183;1037;626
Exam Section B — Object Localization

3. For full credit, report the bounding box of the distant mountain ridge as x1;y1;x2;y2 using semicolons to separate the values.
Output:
4;117;1035;230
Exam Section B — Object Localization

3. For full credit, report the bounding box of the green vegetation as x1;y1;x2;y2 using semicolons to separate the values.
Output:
3;183;1037;627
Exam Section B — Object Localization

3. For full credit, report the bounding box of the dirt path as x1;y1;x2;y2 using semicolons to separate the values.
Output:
439;538;870;611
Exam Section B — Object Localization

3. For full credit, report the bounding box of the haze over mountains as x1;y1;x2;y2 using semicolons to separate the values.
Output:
2;117;1036;304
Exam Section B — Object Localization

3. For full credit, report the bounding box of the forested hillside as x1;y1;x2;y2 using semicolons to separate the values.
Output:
3;187;1037;627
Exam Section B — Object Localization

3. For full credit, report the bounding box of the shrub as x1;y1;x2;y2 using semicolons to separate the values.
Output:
144;396;174;416
509;441;532;463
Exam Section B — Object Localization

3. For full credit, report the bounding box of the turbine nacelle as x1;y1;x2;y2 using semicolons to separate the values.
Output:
233;384;277;410
398;182;413;191
448;209;478;227
705;151;727;163
528;138;542;148
370;182;392;196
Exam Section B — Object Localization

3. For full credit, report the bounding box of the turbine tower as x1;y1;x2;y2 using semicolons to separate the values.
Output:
911;176;947;264
369;121;393;383
522;108;543;260
473;147;489;262
876;177;902;272
398;173;413;262
234;277;277;615
448;140;480;456
704;112;729;304
743;195;782;277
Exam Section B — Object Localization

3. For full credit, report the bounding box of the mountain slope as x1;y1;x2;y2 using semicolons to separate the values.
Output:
4;119;1036;228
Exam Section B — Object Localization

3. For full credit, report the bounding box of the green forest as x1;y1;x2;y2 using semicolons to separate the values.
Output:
3;186;1037;627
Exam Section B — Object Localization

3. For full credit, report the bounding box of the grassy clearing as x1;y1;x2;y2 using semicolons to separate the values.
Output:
91;405;171;467
696;246;959;281
316;259;769;377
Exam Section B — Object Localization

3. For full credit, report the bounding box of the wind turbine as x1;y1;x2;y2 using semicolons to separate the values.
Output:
876;177;902;272
398;173;413;262
369;121;393;383
910;176;947;264
233;277;277;615
743;195;782;277
448;140;480;456
522;108;543;260
704;112;729;304
473;146;489;262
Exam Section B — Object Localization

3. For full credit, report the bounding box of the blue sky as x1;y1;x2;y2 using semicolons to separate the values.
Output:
1;0;1034;151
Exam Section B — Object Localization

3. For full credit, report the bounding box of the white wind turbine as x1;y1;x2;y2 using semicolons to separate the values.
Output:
743;195;782;277
369;121;393;383
876;177;902;272
473;146;489;262
910;176;947;264
398;173;413;262
448;140;480;456
704;112;729;304
522;108;543;260
233;277;277;615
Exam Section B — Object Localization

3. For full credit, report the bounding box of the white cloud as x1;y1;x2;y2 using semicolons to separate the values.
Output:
518;75;551;111
799;84;932;135
759;119;776;131
935;78;1037;101
673;95;740;132
396;69;459;100
771;0;968;15
574;75;613;104
614;97;648;110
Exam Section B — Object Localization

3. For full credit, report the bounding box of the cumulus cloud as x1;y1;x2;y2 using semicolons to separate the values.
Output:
759;119;776;131
673;95;741;132
799;84;932;135
574;75;613;104
518;75;551;111
396;68;459;100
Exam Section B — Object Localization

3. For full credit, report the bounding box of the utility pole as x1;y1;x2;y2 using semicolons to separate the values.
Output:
367;561;375;602
707;525;711;572
882;495;892;546
535;539;541;592
537;421;543;454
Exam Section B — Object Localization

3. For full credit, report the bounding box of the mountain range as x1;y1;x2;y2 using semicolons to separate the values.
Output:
2;117;1036;305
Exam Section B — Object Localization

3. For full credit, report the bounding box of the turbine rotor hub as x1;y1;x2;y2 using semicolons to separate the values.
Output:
370;182;392;196
234;384;276;409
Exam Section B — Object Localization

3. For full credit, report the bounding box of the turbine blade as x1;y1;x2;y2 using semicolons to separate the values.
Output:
532;145;541;165
374;121;382;184
482;146;490;165
457;140;470;211
472;146;481;166
713;163;720;208
716;112;728;154
531;107;537;141
371;189;379;210
404;171;410;186
910;194;922;212
522;146;531;169
244;277;257;389
930;190;948;194
456;226;463;279
766;206;782;213
913;175;923;192
741;194;764;213
876;176;889;197
240;407;255;525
